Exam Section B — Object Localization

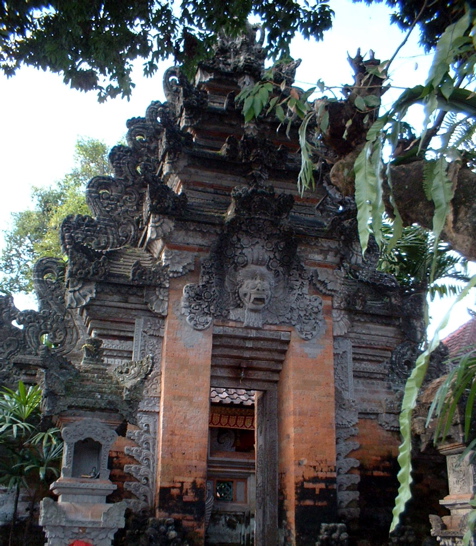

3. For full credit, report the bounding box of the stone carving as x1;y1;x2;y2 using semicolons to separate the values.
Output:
40;497;127;546
0;259;79;362
315;523;349;545
447;454;468;495
65;246;109;282
162;65;208;127
125;411;158;507
146;214;175;244
39;349;80;416
229;265;275;328
210;428;236;452
146;177;188;217
133;317;164;362
183;185;324;339
387;341;448;394
130;260;169;285
61;418;117;480
388;341;420;388
0;295;24;364
334;337;360;518
311;267;345;296
430;514;468;546
377;394;402;432
119;514;190;545
113;355;154;390
161;249;195;278
332;309;351;336
205;481;214;529
334;338;354;400
199;23;266;80
65;278;97;308
220;135;291;176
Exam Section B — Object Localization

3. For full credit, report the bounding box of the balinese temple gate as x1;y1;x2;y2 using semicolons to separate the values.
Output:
0;29;437;546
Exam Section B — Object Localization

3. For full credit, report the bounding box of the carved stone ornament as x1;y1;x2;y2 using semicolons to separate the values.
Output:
334;338;360;518
388;341;420;389
113;355;154;390
40;497;127;546
0;295;24;365
0;259;79;363
161;249;195;278
315;523;349;545
59;106;188;268
61;418;117;480
182;185;324;339
198;23;266;80
125;411;158;506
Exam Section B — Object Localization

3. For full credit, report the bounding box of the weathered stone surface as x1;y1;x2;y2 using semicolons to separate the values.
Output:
0;27;432;546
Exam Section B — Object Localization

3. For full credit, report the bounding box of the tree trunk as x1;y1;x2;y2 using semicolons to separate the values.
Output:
387;161;476;262
9;484;20;546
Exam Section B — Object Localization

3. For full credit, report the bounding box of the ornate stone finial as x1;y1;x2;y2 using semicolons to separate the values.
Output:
198;23;266;79
271;58;302;87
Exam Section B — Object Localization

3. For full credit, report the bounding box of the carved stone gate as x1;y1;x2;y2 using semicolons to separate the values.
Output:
0;27;432;546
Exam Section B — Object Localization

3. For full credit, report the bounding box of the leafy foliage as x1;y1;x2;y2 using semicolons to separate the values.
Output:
0;382;62;541
427;340;476;545
0;138;109;294
0;0;333;101
239;7;476;535
378;223;469;298
237;77;319;189
390;275;476;533
429;347;476;450
352;10;476;254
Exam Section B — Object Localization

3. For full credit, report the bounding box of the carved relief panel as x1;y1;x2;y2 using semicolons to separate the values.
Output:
182;185;324;340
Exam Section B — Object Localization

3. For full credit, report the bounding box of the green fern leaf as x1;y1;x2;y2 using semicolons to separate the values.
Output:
354;139;385;254
391;275;476;532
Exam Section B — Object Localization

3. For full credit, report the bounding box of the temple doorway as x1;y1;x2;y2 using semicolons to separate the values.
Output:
206;387;256;545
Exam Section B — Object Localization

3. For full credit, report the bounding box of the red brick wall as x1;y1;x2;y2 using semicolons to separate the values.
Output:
279;296;337;543
156;276;213;543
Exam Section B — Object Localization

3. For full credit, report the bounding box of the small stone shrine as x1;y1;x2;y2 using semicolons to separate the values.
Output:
0;28;445;545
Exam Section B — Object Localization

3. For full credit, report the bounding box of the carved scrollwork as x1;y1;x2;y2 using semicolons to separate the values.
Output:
65;279;96;309
125;412;158;507
388;341;420;388
162;66;208;124
199;23;266;80
221;135;291;174
113;355;154;389
130;261;169;286
161;249;195;278
182;185;324;339
8;258;80;356
315;523;349;545
0;295;24;363
61;213;133;252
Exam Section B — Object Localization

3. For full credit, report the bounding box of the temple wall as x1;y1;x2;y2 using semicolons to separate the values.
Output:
279;297;337;543
156;275;213;540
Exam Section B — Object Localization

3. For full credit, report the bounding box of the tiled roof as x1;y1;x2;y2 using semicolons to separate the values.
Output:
210;388;255;406
443;313;476;359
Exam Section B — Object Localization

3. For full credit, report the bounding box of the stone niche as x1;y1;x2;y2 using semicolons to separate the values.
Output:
40;418;127;546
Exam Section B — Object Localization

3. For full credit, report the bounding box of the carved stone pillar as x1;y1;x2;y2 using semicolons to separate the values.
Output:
40;417;127;546
430;443;476;546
